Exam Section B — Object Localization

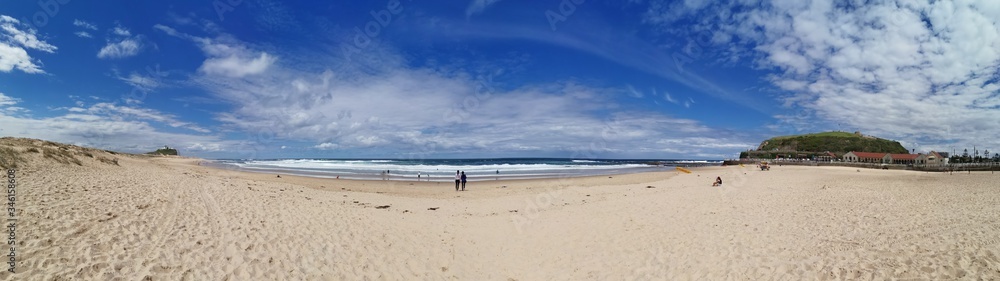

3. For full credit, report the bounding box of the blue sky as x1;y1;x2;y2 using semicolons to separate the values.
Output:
2;0;999;159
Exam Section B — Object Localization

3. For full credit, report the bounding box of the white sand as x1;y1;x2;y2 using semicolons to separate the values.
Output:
3;139;1000;280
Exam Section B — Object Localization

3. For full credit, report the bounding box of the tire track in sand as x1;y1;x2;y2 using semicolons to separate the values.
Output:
105;168;183;280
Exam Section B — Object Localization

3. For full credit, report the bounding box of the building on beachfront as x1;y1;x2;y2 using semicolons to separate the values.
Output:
814;151;838;162
924;151;950;165
843;151;890;163
889;153;924;164
844;151;937;165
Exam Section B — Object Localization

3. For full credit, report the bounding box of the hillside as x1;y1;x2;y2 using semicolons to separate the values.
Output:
147;147;179;156
753;131;908;155
0;137;123;169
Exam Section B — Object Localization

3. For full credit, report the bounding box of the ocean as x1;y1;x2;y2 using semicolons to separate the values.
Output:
204;158;721;181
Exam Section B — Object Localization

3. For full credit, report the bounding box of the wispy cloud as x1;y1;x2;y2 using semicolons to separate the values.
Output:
73;19;98;30
407;19;765;113
200;53;276;78
117;72;162;92
0;15;57;73
0;93;218;152
74;31;93;38
662;90;677;104
465;0;503;17
112;25;131;36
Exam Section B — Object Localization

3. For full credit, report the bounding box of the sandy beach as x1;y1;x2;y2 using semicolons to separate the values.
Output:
3;139;1000;280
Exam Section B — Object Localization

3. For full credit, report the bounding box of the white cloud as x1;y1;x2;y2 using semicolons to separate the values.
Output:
0;44;42;73
156;24;276;78
97;38;141;59
112;26;131;36
0;95;221;153
150;23;761;158
96;24;144;59
74;31;93;38
644;0;1000;150
187;143;223;152
117;72;161;92
0;15;56;73
85;103;210;133
73;19;97;30
199;52;276;78
314;142;338;150
0;16;57;52
192;49;749;157
465;0;503;17
0;92;17;106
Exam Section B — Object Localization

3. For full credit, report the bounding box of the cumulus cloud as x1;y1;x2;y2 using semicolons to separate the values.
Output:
98;38;141;59
155;24;276;78
97;25;143;59
644;0;1000;150
0;15;57;73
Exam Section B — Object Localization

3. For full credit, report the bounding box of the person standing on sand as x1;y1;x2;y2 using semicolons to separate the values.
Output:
461;171;467;191
454;170;461;191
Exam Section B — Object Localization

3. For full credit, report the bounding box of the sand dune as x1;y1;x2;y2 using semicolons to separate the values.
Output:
2;138;999;280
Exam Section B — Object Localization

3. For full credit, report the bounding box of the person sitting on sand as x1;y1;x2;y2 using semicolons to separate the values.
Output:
712;176;723;186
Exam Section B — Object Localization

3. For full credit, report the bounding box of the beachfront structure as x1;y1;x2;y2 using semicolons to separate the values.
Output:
924;151;950;165
843;151;891;163
890;153;920;164
814;151;837;161
843;151;935;165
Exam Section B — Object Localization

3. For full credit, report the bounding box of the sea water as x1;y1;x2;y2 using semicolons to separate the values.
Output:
204;158;721;181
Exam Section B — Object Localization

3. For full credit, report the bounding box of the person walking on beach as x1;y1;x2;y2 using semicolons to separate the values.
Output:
454;170;461;191
461;171;467;191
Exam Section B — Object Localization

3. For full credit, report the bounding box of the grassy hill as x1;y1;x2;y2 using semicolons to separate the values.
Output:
751;131;908;156
0;137;121;169
147;147;179;156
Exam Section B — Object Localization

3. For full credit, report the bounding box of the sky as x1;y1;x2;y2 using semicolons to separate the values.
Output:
1;0;998;160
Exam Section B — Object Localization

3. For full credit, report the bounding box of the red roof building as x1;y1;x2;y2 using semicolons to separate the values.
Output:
843;151;889;163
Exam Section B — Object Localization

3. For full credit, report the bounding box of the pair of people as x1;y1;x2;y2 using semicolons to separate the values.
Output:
454;170;467;191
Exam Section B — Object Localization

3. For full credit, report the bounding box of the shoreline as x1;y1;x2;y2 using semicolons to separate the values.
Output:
183;157;688;198
198;158;713;182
